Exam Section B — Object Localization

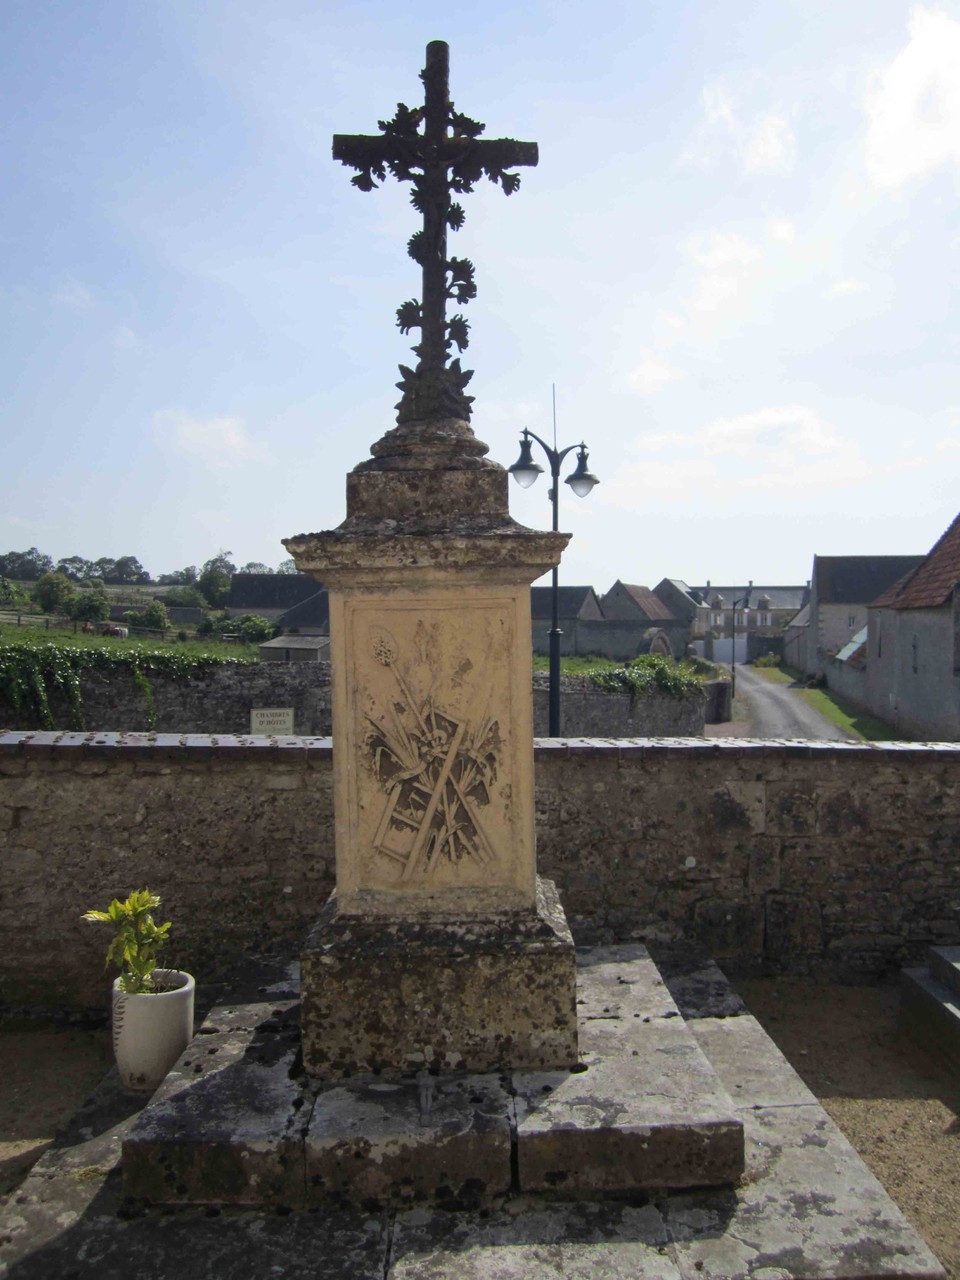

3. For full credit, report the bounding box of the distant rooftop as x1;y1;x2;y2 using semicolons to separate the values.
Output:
871;512;960;610
811;557;925;605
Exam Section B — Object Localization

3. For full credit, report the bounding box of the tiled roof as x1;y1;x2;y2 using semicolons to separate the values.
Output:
530;586;602;620
277;589;330;630
228;573;319;610
871;513;960;610
690;585;809;611
812;557;924;605
615;584;675;621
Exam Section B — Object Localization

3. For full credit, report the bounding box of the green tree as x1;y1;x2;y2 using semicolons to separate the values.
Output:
158;565;198;586
33;571;76;614
239;561;272;574
56;555;96;581
0;577;32;609
112;555;151;584
161;584;205;608
0;548;54;581
125;599;169;631
198;549;236;608
275;558;298;574
234;614;274;643
67;592;110;623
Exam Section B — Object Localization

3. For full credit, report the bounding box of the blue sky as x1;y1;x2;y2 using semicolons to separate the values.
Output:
3;1;959;591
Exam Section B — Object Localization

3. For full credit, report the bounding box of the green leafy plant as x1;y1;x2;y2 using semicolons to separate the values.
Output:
82;889;172;993
588;654;702;701
0;639;247;729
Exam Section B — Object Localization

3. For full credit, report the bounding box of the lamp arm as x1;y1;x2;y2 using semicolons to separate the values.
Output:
521;429;580;476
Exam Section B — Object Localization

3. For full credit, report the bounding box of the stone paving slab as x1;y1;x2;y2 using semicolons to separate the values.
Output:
660;1104;946;1279
305;1072;513;1209
0;947;948;1279
689;1014;818;1109
515;948;745;1194
122;1000;307;1207
389;1200;677;1279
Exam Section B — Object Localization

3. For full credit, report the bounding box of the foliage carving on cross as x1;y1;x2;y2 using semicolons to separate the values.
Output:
333;41;538;423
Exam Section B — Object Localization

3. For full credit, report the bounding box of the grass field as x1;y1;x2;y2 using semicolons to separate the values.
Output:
0;621;260;662
749;662;904;741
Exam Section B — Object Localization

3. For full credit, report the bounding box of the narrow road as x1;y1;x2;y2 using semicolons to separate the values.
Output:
733;664;857;741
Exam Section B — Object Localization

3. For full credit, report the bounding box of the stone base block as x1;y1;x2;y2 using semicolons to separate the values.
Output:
515;947;745;1195
122;1000;306;1207
300;877;578;1079
306;1073;512;1209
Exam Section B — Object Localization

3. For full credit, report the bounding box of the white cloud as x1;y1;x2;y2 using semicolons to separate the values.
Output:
686;230;762;316
767;217;796;244
700;84;796;175
742;111;795;173
865;7;960;188
153;411;270;468
825;278;864;297
625;350;681;394
606;405;873;509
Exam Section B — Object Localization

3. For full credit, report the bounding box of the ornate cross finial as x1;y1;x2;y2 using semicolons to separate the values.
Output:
333;41;538;424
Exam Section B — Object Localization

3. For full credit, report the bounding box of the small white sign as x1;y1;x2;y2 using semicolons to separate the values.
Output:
250;707;295;735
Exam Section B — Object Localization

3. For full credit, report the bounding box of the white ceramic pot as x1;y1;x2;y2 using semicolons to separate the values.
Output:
111;968;195;1092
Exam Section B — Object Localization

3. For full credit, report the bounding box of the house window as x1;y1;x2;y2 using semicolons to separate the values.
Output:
848;615;857;628
757;612;771;627
712;613;723;626
912;636;918;674
735;612;744;626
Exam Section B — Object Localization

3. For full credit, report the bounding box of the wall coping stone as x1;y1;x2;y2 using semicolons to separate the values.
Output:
4;730;960;764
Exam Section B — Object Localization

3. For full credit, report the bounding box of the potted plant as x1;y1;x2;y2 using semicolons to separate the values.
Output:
82;889;195;1092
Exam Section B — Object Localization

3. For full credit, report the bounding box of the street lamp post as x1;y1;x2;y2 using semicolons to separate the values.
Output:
508;426;599;736
729;594;750;700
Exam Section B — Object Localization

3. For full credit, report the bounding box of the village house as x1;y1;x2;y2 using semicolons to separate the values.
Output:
864;512;960;740
799;555;924;676
689;581;810;663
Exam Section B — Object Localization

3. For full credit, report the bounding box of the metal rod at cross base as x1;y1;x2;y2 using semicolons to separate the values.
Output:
508;425;599;736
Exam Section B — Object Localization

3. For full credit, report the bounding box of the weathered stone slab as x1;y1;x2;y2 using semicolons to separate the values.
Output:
928;944;960;997
390;1201;677;1279
301;877;577;1079
515;948;744;1194
689;1015;818;1108
122;1001;307;1207
661;1104;946;1279
900;967;960;1069
306;1073;512;1209
575;943;678;1022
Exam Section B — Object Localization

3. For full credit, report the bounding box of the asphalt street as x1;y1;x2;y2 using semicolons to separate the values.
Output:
733;664;857;741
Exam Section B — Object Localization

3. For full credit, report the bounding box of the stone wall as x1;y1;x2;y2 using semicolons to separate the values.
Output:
2;732;958;1013
531;674;704;736
0;664;334;735
0;665;705;738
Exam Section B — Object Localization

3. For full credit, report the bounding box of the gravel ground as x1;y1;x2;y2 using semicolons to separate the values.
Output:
1;979;957;1278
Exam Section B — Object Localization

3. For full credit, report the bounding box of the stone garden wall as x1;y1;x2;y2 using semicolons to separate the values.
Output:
2;732;958;1013
0;665;703;738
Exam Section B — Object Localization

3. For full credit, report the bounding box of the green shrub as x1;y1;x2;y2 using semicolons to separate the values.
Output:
588;654;701;701
234;614;274;643
752;653;781;668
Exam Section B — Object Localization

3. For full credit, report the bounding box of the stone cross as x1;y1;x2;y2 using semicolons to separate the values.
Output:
333;40;537;423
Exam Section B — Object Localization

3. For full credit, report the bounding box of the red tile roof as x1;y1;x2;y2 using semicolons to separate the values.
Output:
871;512;960;610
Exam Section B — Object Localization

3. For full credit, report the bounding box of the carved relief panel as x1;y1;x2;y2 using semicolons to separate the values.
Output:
332;591;536;913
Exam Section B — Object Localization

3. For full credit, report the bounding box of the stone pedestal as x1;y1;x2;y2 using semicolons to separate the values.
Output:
301;877;577;1078
285;414;579;1077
